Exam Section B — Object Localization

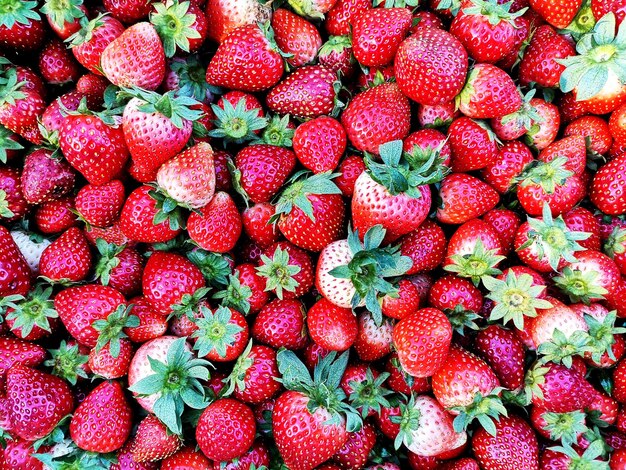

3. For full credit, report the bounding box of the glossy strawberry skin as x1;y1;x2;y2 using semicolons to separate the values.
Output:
272;8;321;67
591;153;626;215
351;8;412;67
307;297;357;351
39;227;93;282
436;173;500;225
0;226;32;297
187;191;242;253
448;117;499;172
400;220;447;274
253;299;308;350
474;325;526;391
519;25;575;88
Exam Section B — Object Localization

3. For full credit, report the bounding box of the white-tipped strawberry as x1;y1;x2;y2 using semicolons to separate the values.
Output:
10;230;50;272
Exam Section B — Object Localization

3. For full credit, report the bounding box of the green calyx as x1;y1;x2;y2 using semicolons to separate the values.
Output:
272;170;342;223
604;226;626;258
394;394;421;450
0;68;26;108
374;0;418;7
319;35;353;57
0;0;39;28
44;340;89;385
451;388;508;437
212;272;252;315
436;0;462;15
253;114;294;147
0;125;22;164
256;246;301;300
549;439;610;470
348;369;392;418
93;239;124;286
523;363;549;403
518;156;574;194
169;55;215;102
223;340;254;396
40;0;84;31
462;0;526;26
187;249;232;288
537;328;592;368
4;285;58;338
169;286;210;321
121;86;203;129
484;272;553;330
553;267;608;303
445;304;481;336
585;311;626;364
444;238;506;286
286;0;324;20
150;0;200;58
66;13;105;48
277;348;363;433
518;203;590;271
558;13;626;101
91;304;139;358
541;410;588;447
330;225;413;325
148;186;187;231
191;305;244;359
366;140;448;198
34;445;117;470
209;97;268;145
128;337;211;435
497;89;544;132
0;189;14;218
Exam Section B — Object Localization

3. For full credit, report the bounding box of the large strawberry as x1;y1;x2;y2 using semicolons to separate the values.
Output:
273;350;361;470
101;22;166;90
292;116;346;173
187;191;242;252
448;117;499;172
69;380;132;453
529;0;582;29
39;226;92;283
130;414;182;462
0;68;45;144
206;23;284;92
395;26;468;105
0;1;46;52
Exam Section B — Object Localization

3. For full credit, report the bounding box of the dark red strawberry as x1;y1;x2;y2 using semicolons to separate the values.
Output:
39;227;93;283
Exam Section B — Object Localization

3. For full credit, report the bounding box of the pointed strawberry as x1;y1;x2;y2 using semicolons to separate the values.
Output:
352;7;412;67
0;337;46;377
187;191;242;253
39;227;93;283
436;173;499;225
131;414;183;462
272;8;322;67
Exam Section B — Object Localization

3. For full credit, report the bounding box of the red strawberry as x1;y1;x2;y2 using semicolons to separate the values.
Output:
481;141;534;194
354;311;394;362
395;27;468;105
591;153;626;215
191;305;248;362
68;14;125;75
38;39;81;85
233;144;296;203
474;325;526;391
258;241;314;299
529;0;582;29
267;65;337;119
101;22;166;90
225;343;282;404
196;398;256;462
103;0;154;23
563;206;601;251
526;98;560;150
187;191;242;253
0;2;46;52
6;364;74;441
0;439;50;470
400;220;447;275
564;115;613;155
436;173;499;224
204;0;271;43
293;116;346;174
307;297;357;351
206;23;284;92
335;155;365;197
472;415;539;470
243;202;279;249
39;227;92;283
333;422;377;470
0;337;46;377
131;414;182;462
341;83;411;154
351;8;412;67
0;166;28;222
124;296;168;343
272;8;321;67
482;208;522;254
456;64;522;119
325;0;371;36
35;197;78;235
519;25;575;88
526;362;595;413
253;298;308;350
150;1;207;57
161;446;211;470
75;180;125;228
393;307;452;377
0;226;32;296
428;275;482;326
119;185;182;243
448;117;499;172
0;70;45;144
70;380;132;453
381;278;420;321
318;35;356;78
21;149;75;205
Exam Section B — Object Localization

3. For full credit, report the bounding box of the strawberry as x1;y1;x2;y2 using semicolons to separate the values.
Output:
529;0;582;29
396;394;465;457
307;297;357;351
400;220;447;274
564;206;601;251
187;191;242;252
161;446;211;470
610;102;626;141
428;275;482;332
0;225;32;296
35;197;78;234
150;0;207;57
191;305;248;362
38;39;81;85
273;350;361;470
293;116;346;174
110;443;160;470
591;153;626;215
123;89;202;183
481;141;534;193
333;423;377;470
351;8;412;67
475;325;526;391
341;83;411;154
1;439;50;470
204;0;271;43
0;1;46;52
526;98;560;150
526;362;595;413
519;25;576;88
538;135;587;176
272;8;322;67
0;69;45;144
0;337;46;376
318;35;356;78
564;115;613;155
456;64;522;119
88;339;133;379
40;0;87;39
354;311;394;362
559;14;626;114
225;343;282;404
39;227;93;283
395;27;468;105
196;398;256;462
393;307;452;377
382;278;421;321
6;364;74;440
274;171;345;252
119;185;182;243
267;65;337;118
206;23;284;92
209;91;267;145
472;415;539;470
75;180;125;228
123;297;167;343
131;414;183;462
68;14;126;75
0;166;28;222
325;0;371;36
215;264;269;315
4;283;60;341
490;90;544;141
482;208;522;253
436;173;499;224
352;140;443;243
142;251;205;316
316;225;412;322
448;117;499;172
101;22;166;90
21;149;75;204
335;155;365;197
233;144;296;203
259;241;314;299
252;298;308;350
451;0;525;63
103;0;153;23
70;380;132;453
243;202;279;248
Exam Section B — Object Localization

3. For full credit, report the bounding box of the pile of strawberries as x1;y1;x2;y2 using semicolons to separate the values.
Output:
3;0;626;468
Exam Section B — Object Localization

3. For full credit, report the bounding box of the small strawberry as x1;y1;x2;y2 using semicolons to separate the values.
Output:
526;98;560;150
354;311;394;362
272;8;321;67
150;0;207;57
448;117;499;172
0;166;28;222
293;116;346;174
519;25;576;88
131;414;183;462
191;305;248;362
0;1;46;52
0;68;45;144
209;91;267;145
400;220;447;274
529;0;582;29
187;191;242;252
242;202;279;249
37;39;81;85
475;325;527;391
591;153;626;215
204;0;271;43
333;422;377;470
335;155;365;197
4;284;59;341
75;180;125;228
0;337;46;376
39;227;93;283
481;141;534;193
124;296;168;343
325;0;371;36
21;149;75;204
35;197;78;235
307;297;357;351
253;298;308;350
525;362;595;413
436;173;500;225
224;343;282;404
161;446;211;470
